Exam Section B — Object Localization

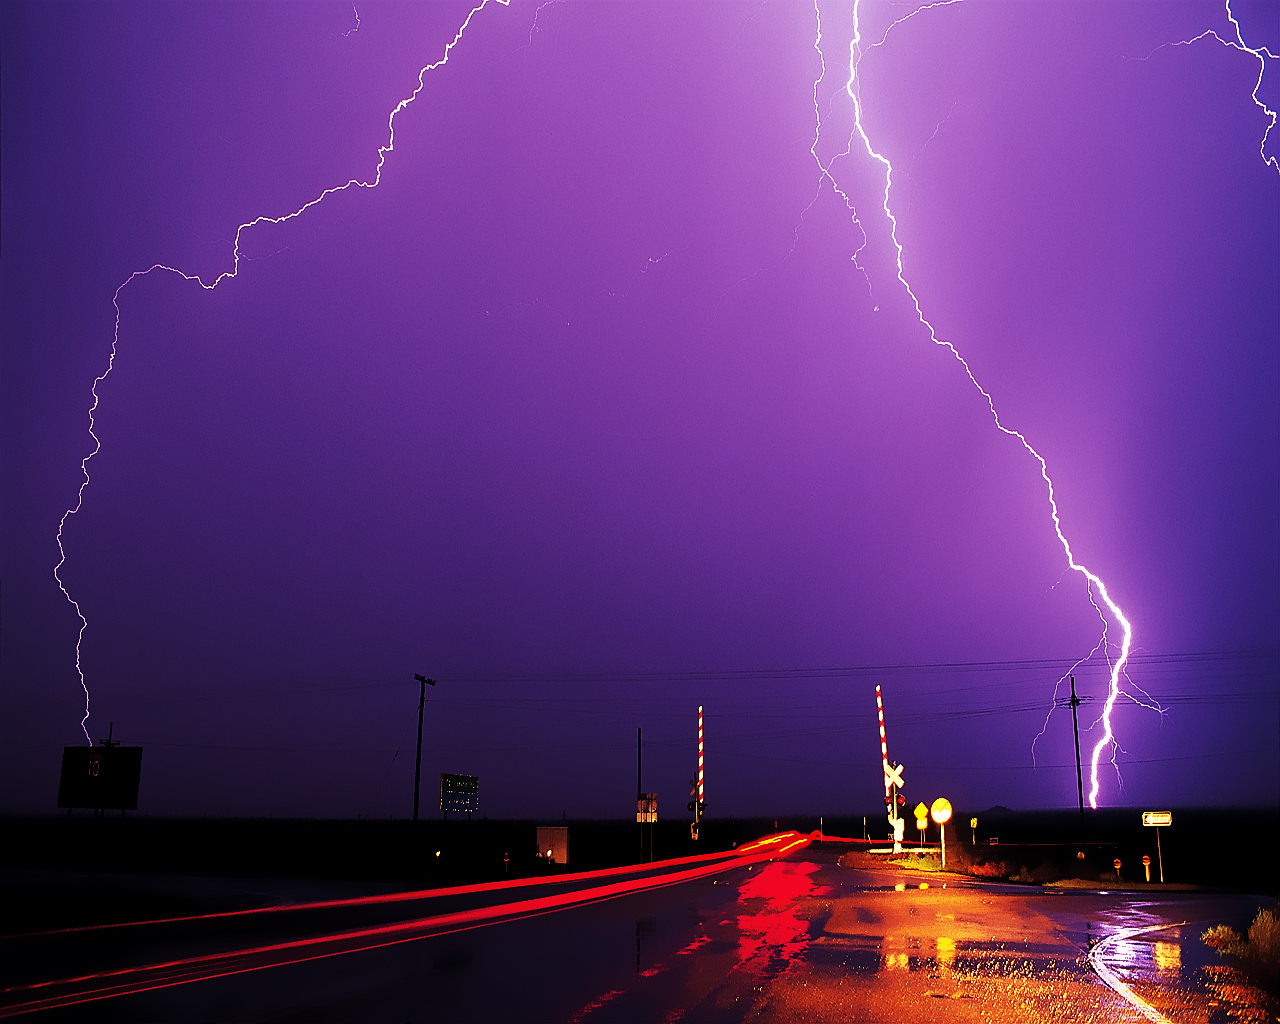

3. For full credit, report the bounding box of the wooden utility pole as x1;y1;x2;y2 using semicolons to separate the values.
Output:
1069;675;1084;839
413;674;436;822
637;727;643;861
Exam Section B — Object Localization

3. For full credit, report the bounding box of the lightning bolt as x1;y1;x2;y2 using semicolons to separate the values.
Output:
800;0;1135;807
337;3;360;39
1131;0;1278;176
52;0;508;745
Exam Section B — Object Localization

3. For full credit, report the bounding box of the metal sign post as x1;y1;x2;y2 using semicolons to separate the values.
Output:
1142;811;1171;882
931;798;952;869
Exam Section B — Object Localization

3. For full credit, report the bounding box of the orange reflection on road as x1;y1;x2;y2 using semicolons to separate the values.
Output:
1154;940;1181;975
733;860;829;974
936;934;957;971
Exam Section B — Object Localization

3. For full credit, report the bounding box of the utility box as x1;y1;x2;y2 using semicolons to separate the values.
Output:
536;826;569;865
58;746;143;810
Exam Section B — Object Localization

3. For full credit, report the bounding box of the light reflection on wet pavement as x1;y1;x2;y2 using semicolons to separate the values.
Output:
16;843;1272;1021
564;850;1278;1024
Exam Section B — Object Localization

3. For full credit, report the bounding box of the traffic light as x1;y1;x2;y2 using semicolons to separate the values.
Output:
687;801;696;812
897;794;906;806
884;794;892;806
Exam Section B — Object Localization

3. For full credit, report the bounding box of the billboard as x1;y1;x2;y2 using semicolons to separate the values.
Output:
57;746;143;810
440;773;479;814
636;793;657;823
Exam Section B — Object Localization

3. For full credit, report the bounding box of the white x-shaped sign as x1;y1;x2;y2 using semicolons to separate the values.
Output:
884;762;904;790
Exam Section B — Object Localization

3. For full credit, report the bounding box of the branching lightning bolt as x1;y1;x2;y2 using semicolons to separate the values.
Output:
1131;0;1279;176
804;0;1135;807
53;0;508;745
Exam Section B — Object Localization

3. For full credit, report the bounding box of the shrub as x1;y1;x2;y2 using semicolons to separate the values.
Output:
1203;910;1280;997
967;861;1009;879
1248;908;1280;964
1202;925;1242;951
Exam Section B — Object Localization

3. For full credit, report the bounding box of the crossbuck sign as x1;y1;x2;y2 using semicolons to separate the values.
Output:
884;762;904;790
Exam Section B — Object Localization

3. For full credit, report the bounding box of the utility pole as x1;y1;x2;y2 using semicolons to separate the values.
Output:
637;727;644;862
1069;675;1084;840
413;674;436;822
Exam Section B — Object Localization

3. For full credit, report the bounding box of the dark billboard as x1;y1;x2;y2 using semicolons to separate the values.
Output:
440;772;479;814
57;746;143;810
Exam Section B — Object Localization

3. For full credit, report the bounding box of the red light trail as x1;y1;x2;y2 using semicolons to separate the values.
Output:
0;834;816;1018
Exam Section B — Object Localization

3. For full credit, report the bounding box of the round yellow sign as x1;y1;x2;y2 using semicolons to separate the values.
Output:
930;797;953;824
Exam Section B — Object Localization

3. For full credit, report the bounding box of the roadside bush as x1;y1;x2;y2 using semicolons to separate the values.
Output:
1008;861;1059;885
1249;908;1280;963
1203;909;1280;996
1202;924;1242;951
967;861;1009;879
888;851;941;872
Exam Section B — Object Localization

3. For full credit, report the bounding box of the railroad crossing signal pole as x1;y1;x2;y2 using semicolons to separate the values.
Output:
412;674;436;822
877;686;905;851
689;705;705;840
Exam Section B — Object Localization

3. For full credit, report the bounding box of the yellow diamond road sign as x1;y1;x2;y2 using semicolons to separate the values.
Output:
1142;811;1172;827
913;802;928;821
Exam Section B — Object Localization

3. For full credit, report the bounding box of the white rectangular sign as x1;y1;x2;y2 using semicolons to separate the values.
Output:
1142;810;1173;827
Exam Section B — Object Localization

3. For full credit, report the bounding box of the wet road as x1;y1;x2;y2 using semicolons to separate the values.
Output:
2;836;1274;1022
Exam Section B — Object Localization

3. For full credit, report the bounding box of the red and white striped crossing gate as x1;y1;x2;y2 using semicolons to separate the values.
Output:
697;705;704;808
876;685;890;794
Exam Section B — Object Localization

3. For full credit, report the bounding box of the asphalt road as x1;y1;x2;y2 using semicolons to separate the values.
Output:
2;834;1275;1022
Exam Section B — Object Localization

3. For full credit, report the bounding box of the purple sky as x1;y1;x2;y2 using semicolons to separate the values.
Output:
3;0;1276;820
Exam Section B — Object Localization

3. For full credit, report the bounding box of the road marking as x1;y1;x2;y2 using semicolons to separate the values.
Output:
1088;920;1186;1024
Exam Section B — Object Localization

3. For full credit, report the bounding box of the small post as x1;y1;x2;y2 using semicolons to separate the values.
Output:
1156;827;1164;883
412;674;436;822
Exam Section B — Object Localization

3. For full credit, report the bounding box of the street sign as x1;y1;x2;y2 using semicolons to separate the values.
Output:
970;817;978;829
1142;812;1170;882
884;762;904;789
636;793;657;823
913;802;928;820
930;797;953;868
